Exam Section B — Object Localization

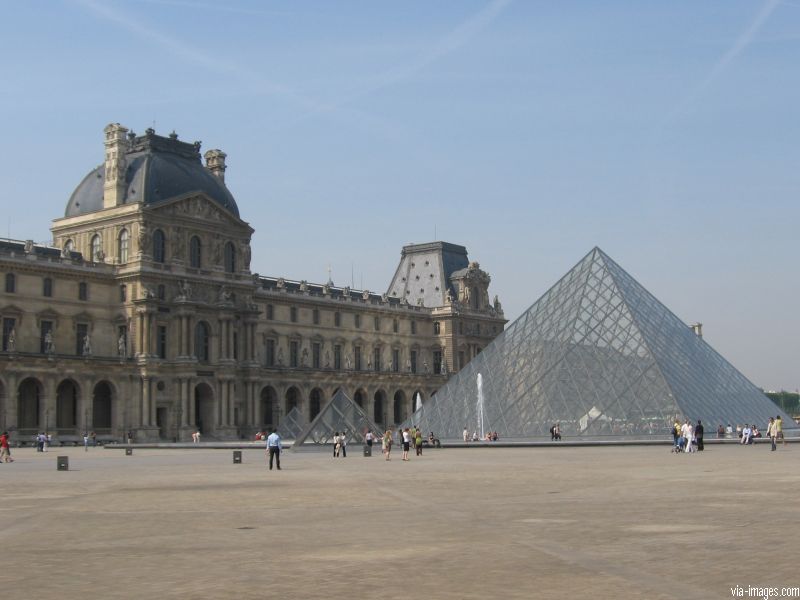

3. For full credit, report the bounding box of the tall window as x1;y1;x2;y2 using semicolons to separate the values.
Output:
290;340;299;368
190;236;201;268
224;242;236;273
157;284;165;300
334;312;341;327
354;314;361;328
313;309;320;325
392;349;400;372
433;350;443;375
334;344;342;370
195;321;210;362
266;304;274;320
5;273;15;293
40;320;53;354
410;350;417;374
312;342;321;368
265;339;275;366
393;319;398;333
290;307;298;323
374;316;380;331
157;325;167;359
354;346;362;371
43;277;53;297
118;229;129;263
153;229;166;263
2;317;16;351
120;285;127;302
76;323;88;355
233;331;238;360
373;347;381;372
91;234;102;262
434;322;441;335
78;282;88;301
411;320;417;335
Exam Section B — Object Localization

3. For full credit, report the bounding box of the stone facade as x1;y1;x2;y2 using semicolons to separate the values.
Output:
0;124;506;441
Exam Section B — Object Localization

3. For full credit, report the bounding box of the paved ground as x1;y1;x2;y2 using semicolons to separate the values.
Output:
1;443;797;599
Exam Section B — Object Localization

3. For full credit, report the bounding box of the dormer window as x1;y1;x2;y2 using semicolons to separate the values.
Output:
118;229;129;263
91;235;102;262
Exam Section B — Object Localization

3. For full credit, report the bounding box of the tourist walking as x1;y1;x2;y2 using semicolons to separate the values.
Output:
382;430;393;461
83;432;89;451
695;420;704;451
402;428;411;461
767;417;777;451
266;428;282;470
365;430;374;449
0;431;13;463
681;420;694;453
775;415;784;446
340;431;347;457
463;427;469;442
333;432;341;457
415;428;423;456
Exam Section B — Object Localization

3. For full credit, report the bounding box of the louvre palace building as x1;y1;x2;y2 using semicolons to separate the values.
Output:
0;123;506;441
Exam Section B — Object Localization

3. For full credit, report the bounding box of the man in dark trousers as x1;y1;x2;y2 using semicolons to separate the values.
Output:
266;429;282;470
695;420;704;451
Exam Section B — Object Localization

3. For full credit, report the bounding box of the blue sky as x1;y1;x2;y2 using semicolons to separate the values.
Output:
1;0;798;390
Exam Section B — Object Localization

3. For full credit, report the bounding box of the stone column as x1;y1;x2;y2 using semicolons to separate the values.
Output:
141;376;151;427
137;313;145;356
188;380;196;427
42;378;56;433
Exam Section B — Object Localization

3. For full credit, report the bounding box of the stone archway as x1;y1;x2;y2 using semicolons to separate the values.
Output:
393;389;406;424
18;378;42;430
93;381;113;430
194;382;215;434
56;379;79;430
309;388;323;421
260;386;277;427
354;388;367;410
285;386;302;416
373;390;387;429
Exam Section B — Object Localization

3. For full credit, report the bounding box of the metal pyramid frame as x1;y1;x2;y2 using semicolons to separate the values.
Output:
277;406;307;440
409;247;794;439
293;389;383;448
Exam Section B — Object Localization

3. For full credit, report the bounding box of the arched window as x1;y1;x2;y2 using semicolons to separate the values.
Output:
434;322;441;335
194;321;210;362
118;229;129;263
224;242;236;273
190;236;201;268
5;273;15;293
63;239;74;254
91;235;102;262
153;229;166;263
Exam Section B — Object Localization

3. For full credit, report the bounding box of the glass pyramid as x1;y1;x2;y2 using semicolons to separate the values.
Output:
277;406;307;440
408;247;794;439
293;389;383;448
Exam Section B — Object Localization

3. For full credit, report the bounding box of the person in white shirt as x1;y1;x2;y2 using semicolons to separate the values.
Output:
463;427;469;442
740;425;752;445
266;429;282;470
401;428;411;461
681;420;693;453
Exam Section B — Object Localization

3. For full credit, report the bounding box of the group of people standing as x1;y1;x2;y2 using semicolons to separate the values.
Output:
332;432;347;457
377;427;424;461
672;419;705;453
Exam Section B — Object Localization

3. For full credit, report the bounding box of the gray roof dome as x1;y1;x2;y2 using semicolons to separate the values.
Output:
65;128;239;218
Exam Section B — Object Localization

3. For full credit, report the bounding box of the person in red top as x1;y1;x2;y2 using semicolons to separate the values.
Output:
0;431;13;463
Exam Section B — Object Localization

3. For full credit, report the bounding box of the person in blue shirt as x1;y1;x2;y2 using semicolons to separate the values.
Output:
266;429;282;470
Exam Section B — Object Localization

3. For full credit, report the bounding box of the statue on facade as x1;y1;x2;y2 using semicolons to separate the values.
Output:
177;279;192;300
445;288;454;304
301;347;309;367
172;228;184;260
142;285;156;300
277;347;284;366
82;333;92;357
362;290;370;301
118;333;127;358
7;327;16;352
423;360;429;374
276;277;286;290
406;358;411;373
346;354;352;370
138;225;150;254
61;245;70;259
243;243;252;270
217;285;232;303
44;330;55;354
213;235;222;265
322;283;330;296
299;280;308;293
440;358;447;376
493;295;503;315
24;240;34;254
324;351;331;368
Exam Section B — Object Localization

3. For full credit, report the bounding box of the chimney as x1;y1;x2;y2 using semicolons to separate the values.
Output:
103;123;129;208
204;149;227;183
690;323;703;338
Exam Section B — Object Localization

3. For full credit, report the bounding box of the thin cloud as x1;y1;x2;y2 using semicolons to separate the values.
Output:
663;0;780;124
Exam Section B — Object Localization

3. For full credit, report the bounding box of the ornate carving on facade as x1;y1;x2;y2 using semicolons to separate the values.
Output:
176;279;193;301
299;280;309;293
7;327;16;352
24;240;34;254
82;333;92;357
138;225;151;256
276;277;286;290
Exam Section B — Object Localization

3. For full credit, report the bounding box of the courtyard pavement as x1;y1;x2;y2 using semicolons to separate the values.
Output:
1;443;797;599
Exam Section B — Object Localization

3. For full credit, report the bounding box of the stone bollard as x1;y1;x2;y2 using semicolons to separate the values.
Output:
125;448;133;456
363;445;372;457
233;450;242;464
57;456;69;471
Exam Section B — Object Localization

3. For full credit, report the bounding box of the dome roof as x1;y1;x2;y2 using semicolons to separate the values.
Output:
65;129;239;218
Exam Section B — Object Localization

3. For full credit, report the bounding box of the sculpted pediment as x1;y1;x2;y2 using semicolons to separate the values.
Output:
150;193;251;231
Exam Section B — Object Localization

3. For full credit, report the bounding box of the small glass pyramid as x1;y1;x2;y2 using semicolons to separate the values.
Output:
293;389;383;447
410;248;794;439
277;406;307;440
